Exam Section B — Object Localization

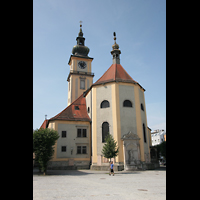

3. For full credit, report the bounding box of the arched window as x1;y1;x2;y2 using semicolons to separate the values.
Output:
123;100;132;107
143;123;147;143
141;103;144;111
102;122;109;143
100;100;110;108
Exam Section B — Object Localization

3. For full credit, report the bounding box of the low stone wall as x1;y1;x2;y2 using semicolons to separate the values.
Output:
90;164;124;171
47;161;90;170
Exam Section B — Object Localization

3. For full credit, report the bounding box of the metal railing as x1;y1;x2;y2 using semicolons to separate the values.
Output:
69;70;94;76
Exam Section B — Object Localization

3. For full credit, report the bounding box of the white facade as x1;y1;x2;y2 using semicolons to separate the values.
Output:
151;129;166;146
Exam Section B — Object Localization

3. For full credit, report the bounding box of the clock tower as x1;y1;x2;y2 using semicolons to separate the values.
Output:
67;23;94;106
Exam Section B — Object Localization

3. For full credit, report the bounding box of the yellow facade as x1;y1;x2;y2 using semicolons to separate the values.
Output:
111;83;123;163
91;81;151;166
68;56;94;105
91;87;97;164
48;120;91;163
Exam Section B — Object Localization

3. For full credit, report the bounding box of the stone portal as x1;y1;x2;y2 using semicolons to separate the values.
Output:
122;131;143;170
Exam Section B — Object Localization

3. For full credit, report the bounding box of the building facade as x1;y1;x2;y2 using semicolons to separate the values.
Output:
40;25;158;170
151;129;166;146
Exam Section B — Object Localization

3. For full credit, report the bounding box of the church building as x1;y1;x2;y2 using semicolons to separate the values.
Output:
40;24;157;170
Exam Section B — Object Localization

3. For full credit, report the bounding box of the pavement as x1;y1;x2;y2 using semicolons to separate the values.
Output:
33;167;166;200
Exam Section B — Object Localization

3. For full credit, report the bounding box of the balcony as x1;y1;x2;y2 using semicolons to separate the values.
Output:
67;70;94;81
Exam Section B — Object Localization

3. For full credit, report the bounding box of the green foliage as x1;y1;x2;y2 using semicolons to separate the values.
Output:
101;134;119;161
33;128;59;174
156;141;166;160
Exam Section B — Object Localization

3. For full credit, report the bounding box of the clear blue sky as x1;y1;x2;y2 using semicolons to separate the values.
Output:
33;0;166;131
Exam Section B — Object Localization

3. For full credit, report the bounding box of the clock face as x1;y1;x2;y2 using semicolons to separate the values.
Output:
78;61;87;69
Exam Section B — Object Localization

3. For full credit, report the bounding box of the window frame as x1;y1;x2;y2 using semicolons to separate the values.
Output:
61;131;67;138
77;128;87;138
80;79;85;89
143;123;147;143
141;103;144;111
100;100;110;108
61;146;67;152
77;146;87;154
123;100;133;107
102;122;109;143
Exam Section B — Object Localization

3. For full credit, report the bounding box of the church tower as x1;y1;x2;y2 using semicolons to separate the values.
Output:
67;23;94;106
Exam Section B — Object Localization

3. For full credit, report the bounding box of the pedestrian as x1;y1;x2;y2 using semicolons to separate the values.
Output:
109;161;114;176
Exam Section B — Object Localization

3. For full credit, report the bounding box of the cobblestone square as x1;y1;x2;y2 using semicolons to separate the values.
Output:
33;168;166;200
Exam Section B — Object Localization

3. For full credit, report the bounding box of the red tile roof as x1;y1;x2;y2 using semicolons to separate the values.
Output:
93;64;137;85
49;94;91;122
40;119;49;129
93;63;145;90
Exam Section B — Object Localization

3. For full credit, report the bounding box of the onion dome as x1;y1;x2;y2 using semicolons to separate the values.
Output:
72;23;90;56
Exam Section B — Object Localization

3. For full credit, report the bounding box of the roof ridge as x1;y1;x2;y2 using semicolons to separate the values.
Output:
115;63;117;80
48;93;91;122
116;64;138;83
49;94;85;121
94;64;114;84
93;63;138;86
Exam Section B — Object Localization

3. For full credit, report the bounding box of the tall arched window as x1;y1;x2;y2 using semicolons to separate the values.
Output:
141;103;144;111
100;100;110;108
143;123;147;143
123;100;132;107
102;122;109;143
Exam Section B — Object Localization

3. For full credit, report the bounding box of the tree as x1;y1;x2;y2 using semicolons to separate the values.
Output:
33;128;59;175
101;134;119;162
156;141;166;160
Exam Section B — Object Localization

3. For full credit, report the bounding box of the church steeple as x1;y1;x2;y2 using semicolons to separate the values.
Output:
72;22;90;57
67;22;94;106
111;32;121;64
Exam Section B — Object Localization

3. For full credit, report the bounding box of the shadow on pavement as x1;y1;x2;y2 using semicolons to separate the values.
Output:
153;166;166;171
33;168;96;176
33;166;165;176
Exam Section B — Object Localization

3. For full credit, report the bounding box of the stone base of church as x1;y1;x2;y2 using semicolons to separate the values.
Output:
125;160;145;171
123;160;160;171
47;160;90;170
90;164;124;171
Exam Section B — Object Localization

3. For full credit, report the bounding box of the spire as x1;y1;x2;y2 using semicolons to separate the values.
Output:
111;32;121;64
72;21;90;56
78;20;83;37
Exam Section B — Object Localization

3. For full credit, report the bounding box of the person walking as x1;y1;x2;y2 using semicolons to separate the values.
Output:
109;161;114;176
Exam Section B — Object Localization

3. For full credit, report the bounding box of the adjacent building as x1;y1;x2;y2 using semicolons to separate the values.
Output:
151;129;166;146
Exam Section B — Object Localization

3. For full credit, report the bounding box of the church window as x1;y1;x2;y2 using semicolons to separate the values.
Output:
77;129;87;137
77;146;87;154
82;146;87;154
62;131;67;138
102;122;109;143
75;106;79;110
61;146;66;152
77;129;82;137
141;103;144;111
143;123;147;143
80;79;85;89
123;100;132;107
83;129;87;137
87;107;90;113
100;100;110;108
77;146;81;154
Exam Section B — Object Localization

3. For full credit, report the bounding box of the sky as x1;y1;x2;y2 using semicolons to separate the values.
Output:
33;0;166;131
